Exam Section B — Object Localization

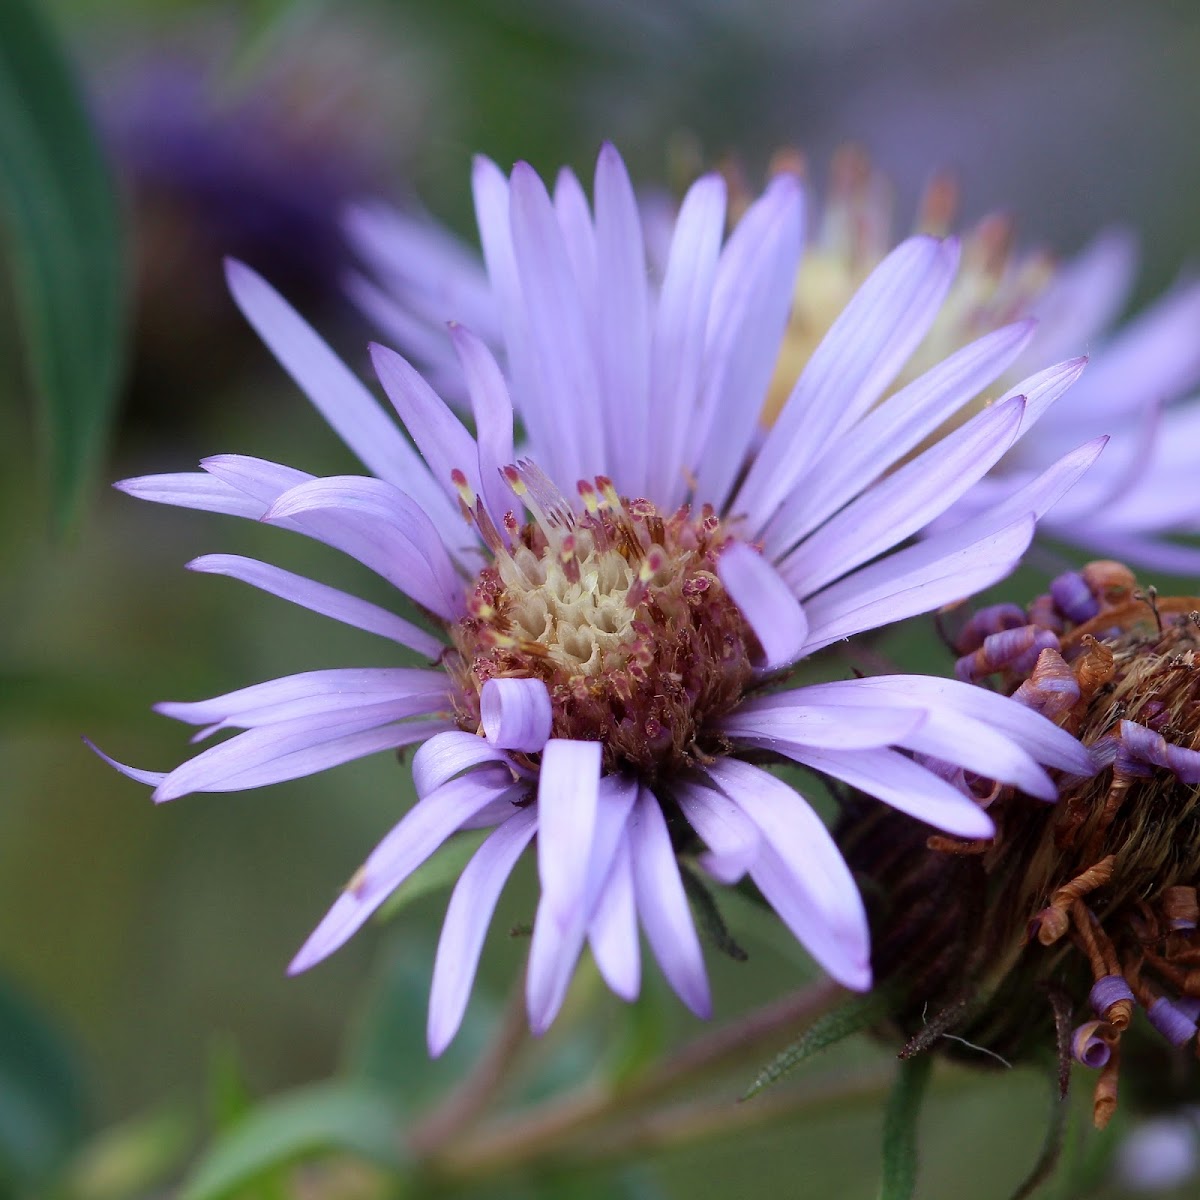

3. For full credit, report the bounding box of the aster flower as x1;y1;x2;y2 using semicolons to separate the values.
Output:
348;146;1200;574
97;144;1095;1056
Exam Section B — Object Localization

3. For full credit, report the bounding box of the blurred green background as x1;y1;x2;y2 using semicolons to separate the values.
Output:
4;0;1200;1196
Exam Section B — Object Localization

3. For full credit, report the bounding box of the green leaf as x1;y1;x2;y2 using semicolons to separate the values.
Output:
65;1106;192;1200
376;828;491;922
0;0;127;530
180;1083;408;1200
879;1056;932;1200
742;989;893;1099
0;973;86;1195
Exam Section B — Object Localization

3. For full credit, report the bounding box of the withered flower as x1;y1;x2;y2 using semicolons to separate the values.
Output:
840;560;1200;1133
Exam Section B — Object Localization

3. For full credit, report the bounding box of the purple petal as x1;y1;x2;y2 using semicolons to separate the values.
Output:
675;779;761;885
801;516;1035;651
748;840;871;990
427;808;538;1056
763;320;1037;556
629;787;712;1018
84;737;168;786
553;166;598;319
480;678;553;752
781;396;1025;595
411;730;522;798
645;173;727;509
782;745;995;839
717;542;808;670
721;697;925;750
153;714;449;802
449;324;516;529
1024;229;1136;364
187;554;445;660
691;174;805;510
593;142;650;497
705;758;870;990
526;740;602;1034
224;260;462;541
113;471;267;518
509;161;605;486
200;454;312;507
588;829;640;1000
290;769;518;974
828;675;1096;776
1002;357;1089;436
735;236;960;533
263;476;466;621
154;667;448;728
369;342;485;511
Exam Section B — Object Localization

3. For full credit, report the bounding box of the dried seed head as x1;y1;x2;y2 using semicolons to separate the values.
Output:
840;562;1200;1128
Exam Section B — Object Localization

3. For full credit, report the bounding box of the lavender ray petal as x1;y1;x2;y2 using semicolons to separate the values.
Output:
675;779;761;885
427;808;537;1056
716;543;808;670
153;716;451;802
187;554;445;660
1000;357;1090;437
412;729;522;799
629;787;712;1018
748;840;872;991
343;270;459;377
800;515;1035;651
721;700;925;751
449;324;516;530
645;173;727;510
552;166;598;323
289;770;516;974
200;454;313;506
691;174;805;510
509;161;605;487
113;472;267;518
526;740;602;1034
763;320;1037;557
588;830;640;1000
369;342;486;513
705;757;869;989
1023;229;1136;364
781;395;1026;595
593;142;650;497
224;260;465;546
783;745;995;839
480;677;553;752
154;667;448;727
263;475;466;621
820;675;1096;776
735;236;960;534
84;737;168;786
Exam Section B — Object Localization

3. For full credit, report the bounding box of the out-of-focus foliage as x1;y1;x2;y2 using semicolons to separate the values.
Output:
0;0;127;531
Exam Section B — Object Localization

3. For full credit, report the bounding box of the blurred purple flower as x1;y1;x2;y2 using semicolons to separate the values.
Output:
95;145;1094;1054
351;150;1200;574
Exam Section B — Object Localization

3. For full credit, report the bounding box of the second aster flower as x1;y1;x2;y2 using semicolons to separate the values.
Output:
99;144;1096;1054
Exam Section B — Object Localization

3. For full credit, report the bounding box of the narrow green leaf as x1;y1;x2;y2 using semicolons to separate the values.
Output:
180;1083;408;1200
742;989;893;1099
376;828;491;922
879;1056;932;1200
0;0;127;529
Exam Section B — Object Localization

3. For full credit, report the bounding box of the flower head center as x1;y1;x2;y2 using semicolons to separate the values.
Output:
447;463;757;781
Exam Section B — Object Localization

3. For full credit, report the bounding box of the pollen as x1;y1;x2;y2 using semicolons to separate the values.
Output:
446;463;758;781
